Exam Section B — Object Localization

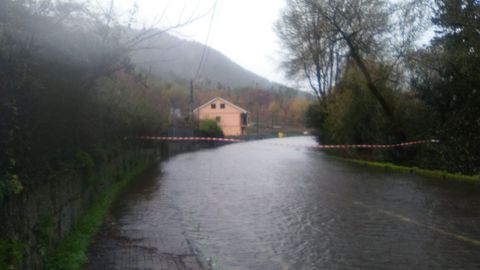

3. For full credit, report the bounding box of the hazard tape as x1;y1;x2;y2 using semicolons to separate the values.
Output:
309;139;440;149
131;136;439;149
275;139;440;150
133;136;243;143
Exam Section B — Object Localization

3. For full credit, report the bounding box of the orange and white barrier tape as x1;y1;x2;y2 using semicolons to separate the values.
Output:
310;140;440;149
131;136;439;149
133;136;243;143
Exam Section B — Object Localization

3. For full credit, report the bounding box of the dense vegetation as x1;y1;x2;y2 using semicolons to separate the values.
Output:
278;0;479;175
0;0;167;200
410;0;480;174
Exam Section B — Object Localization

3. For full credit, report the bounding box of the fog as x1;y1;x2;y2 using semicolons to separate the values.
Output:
101;0;292;87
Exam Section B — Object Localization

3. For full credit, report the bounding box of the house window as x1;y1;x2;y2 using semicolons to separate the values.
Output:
241;113;248;125
216;116;221;122
211;103;216;109
220;103;225;109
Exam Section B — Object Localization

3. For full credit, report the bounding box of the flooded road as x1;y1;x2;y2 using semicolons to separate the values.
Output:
88;137;480;269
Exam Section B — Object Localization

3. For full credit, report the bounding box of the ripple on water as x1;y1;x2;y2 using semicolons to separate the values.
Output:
159;137;480;269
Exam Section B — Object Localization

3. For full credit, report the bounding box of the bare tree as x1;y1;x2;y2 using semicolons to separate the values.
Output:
276;0;344;101
85;0;212;71
19;0;212;81
276;0;429;117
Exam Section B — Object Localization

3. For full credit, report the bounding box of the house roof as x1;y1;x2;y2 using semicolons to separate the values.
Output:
193;97;248;113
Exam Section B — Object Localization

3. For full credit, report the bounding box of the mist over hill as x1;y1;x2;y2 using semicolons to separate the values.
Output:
131;32;288;90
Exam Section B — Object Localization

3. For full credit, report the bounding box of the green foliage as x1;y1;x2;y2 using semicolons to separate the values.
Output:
0;173;23;202
47;159;153;270
75;151;95;170
0;95;24;200
199;119;224;138
306;63;444;168
338;157;480;183
0;0;167;197
308;66;400;145
278;0;479;175
34;216;55;261
303;0;480;175
323;77;388;145
305;102;325;130
0;239;24;269
410;0;480;174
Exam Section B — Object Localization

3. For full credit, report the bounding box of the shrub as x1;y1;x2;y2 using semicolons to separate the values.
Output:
0;239;24;269
199;119;224;137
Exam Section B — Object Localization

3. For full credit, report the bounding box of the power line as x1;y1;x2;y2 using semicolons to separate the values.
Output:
194;0;218;79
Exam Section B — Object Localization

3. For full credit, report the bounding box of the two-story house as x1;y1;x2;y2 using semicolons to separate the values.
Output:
193;97;248;136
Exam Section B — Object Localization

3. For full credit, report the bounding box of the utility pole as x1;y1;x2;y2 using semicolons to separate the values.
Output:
271;113;274;135
256;109;259;137
189;79;194;128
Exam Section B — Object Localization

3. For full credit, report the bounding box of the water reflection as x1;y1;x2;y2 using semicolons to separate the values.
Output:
101;137;480;269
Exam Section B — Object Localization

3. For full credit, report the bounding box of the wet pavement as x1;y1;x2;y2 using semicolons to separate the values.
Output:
87;164;203;270
87;137;480;269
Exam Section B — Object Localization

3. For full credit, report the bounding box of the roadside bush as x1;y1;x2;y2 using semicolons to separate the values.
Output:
0;239;24;269
306;65;441;167
323;77;389;145
199;119;224;138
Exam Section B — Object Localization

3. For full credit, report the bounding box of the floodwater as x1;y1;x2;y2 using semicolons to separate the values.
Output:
88;137;480;270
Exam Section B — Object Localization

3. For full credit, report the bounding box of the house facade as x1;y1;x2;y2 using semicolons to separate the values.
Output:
193;97;248;136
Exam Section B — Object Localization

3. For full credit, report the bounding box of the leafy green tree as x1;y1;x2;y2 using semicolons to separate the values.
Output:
411;0;480;174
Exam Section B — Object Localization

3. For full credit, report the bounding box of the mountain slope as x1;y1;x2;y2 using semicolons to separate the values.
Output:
131;32;283;89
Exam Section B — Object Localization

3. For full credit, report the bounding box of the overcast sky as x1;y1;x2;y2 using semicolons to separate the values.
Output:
113;0;434;90
116;0;292;86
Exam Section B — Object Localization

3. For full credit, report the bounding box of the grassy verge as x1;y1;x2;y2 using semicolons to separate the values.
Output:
335;157;480;183
46;159;156;269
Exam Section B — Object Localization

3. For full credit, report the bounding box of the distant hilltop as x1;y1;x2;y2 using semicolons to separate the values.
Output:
131;31;289;91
